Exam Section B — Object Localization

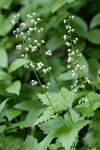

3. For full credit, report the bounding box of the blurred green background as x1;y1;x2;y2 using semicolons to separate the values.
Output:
0;0;100;149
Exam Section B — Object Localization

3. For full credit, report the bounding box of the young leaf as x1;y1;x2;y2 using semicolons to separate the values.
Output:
0;48;8;67
22;135;38;150
34;88;74;125
0;99;9;113
0;71;11;80
39;110;90;150
38;134;53;150
0;0;13;9
51;0;66;13
0;134;22;150
90;12;100;28
0;13;14;36
71;16;88;38
87;29;100;45
54;120;90;150
6;80;21;95
76;92;100;117
6;108;22;121
8;58;29;73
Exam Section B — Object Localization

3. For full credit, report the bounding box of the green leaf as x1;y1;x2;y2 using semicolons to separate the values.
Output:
0;49;8;67
51;0;66;13
74;41;86;52
34;88;74;125
76;92;100;117
46;34;64;51
8;58;29;73
6;80;21;95
87;29;100;45
0;134;22;150
39;110;90;150
71;16;88;38
0;99;9;114
38;134;53;150
38;88;74;108
0;125;7;133
0;13;14;36
0;71;11;80
90;12;100;28
14;99;42;111
58;55;89;81
6;108;22;121
66;0;76;2
34;107;56;126
83;132;96;148
0;0;13;9
88;59;99;80
54;120;90;150
58;70;72;81
22;136;38;150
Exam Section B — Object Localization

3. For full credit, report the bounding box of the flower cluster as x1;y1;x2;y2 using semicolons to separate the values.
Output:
63;15;91;92
78;98;89;105
12;13;20;25
12;13;52;89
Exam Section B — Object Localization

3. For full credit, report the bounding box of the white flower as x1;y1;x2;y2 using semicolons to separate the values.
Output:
20;22;26;26
63;35;67;40
68;57;72;63
34;27;37;31
45;50;52;56
64;19;67;23
66;25;71;29
31;19;34;23
69;15;74;20
37;18;41;22
42;69;47;74
31;80;38;86
32;12;36;16
71;29;74;32
85;77;91;84
29;28;33;32
40;28;44;31
12;19;16;25
36;62;44;71
65;42;71;47
34;40;38;43
25;47;29;51
41;40;45;44
16;44;22;49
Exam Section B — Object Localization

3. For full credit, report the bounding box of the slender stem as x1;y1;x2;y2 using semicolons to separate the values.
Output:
26;52;68;128
68;18;100;146
40;47;74;124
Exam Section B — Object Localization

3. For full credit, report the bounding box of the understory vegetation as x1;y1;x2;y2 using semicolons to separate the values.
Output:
0;0;100;150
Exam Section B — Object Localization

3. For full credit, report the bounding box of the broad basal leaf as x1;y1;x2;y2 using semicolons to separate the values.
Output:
0;134;22;150
22;136;38;150
90;12;100;28
0;48;8;67
0;70;11;80
34;88;74;125
87;29;100;45
71;16;88;38
0;13;14;36
8;58;29;73
39;109;90;150
38;87;74;109
76;92;100;117
0;99;9;114
6;80;21;95
54;120;90;150
0;0;13;9
6;108;22;121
